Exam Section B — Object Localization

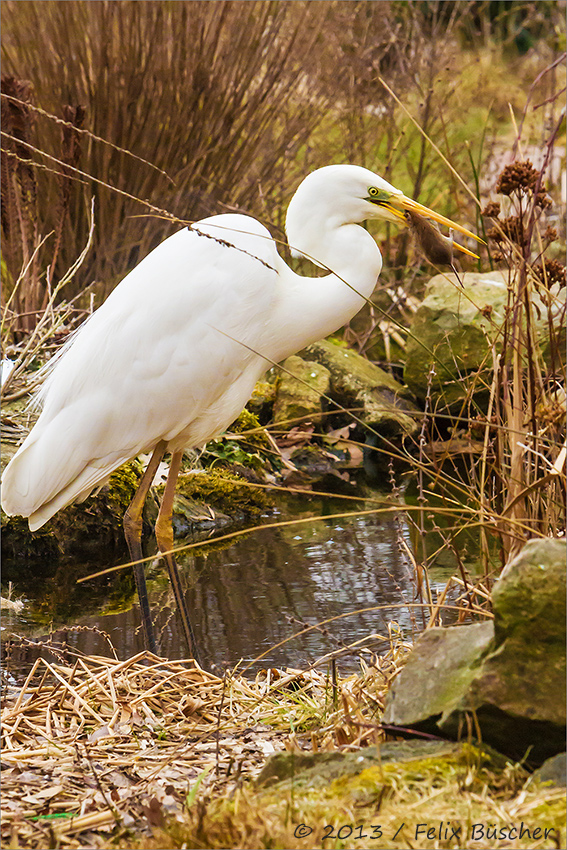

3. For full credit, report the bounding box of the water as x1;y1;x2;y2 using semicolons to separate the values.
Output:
2;485;477;673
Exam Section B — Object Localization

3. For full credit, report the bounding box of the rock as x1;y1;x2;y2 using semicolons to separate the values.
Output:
493;537;566;644
1;460;144;561
404;271;565;406
302;338;419;436
285;445;340;476
256;740;499;788
463;539;566;735
382;622;495;733
533;752;566;787
382;538;566;766
272;355;331;424
172;467;272;526
2;409;274;561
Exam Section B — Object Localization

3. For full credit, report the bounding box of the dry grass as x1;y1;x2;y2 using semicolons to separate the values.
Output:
1;0;339;311
1;641;408;849
2;640;564;850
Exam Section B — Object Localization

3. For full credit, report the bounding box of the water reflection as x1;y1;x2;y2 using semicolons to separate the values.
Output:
164;512;421;669
2;493;465;672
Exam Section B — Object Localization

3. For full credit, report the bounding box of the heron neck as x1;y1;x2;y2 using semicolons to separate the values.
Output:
268;221;382;363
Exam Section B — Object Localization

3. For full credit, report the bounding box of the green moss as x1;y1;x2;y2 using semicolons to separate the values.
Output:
106;458;144;514
331;744;505;798
229;409;273;453
174;467;271;517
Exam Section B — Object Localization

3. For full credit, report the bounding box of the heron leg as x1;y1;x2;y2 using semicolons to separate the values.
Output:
155;450;201;664
123;441;167;654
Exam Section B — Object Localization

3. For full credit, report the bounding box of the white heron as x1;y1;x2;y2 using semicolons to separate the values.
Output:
1;164;479;660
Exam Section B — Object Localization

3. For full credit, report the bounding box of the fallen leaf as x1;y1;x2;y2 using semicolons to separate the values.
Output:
21;785;64;804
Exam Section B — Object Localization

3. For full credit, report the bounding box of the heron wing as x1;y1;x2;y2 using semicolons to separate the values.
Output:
2;215;283;525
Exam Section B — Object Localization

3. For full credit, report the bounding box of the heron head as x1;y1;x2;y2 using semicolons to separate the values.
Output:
286;164;482;261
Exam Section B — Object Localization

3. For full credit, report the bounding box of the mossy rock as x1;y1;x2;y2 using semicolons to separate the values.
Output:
382;621;495;729
383;538;566;766
492;538;566;647
302;338;419;437
404;271;566;408
256;740;507;789
172;467;272;524
466;538;566;732
2;407;274;560
287;444;340;476
1;460;143;561
273;355;331;425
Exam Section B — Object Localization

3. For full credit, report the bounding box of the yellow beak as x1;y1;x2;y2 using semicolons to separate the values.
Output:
375;194;484;259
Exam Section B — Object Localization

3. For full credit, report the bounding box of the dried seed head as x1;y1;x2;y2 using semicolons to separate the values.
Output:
487;215;523;245
481;201;501;218
496;160;539;196
535;191;552;209
533;258;566;288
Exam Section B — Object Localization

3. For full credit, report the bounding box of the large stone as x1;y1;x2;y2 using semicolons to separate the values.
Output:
461;539;566;732
272;355;331;425
382;622;495;732
534;753;566;787
256;740;501;789
492;537;566;647
383;538;566;765
404;271;565;406
302;338;419;436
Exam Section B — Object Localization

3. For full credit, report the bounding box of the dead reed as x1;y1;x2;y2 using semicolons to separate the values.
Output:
1;0;340;311
2;640;562;849
1;635;411;848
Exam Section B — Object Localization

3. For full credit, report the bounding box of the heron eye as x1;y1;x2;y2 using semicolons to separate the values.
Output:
368;187;392;204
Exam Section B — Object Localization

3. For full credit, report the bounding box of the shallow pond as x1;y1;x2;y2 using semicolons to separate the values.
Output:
2;477;482;673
